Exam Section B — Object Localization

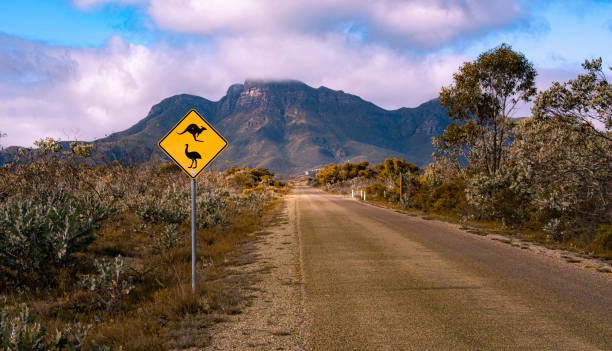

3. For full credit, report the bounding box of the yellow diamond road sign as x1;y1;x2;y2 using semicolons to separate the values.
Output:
158;109;228;178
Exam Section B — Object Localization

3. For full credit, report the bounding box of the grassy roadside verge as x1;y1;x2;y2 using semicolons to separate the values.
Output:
0;153;289;350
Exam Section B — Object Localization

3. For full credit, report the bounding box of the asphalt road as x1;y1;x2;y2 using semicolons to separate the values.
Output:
296;186;612;350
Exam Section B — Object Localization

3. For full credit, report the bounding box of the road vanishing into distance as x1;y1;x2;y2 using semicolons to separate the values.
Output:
295;186;612;350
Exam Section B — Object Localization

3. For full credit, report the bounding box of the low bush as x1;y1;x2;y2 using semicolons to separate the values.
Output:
430;178;465;215
0;146;284;350
80;256;134;312
197;190;229;229
365;183;386;199
153;224;183;252
591;225;612;251
543;218;563;242
225;166;274;189
316;161;376;185
0;301;109;350
0;187;112;288
134;185;188;224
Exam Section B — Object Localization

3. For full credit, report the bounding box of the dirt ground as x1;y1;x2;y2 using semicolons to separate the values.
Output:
202;194;303;350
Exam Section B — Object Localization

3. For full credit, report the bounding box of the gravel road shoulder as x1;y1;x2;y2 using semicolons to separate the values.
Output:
203;195;303;350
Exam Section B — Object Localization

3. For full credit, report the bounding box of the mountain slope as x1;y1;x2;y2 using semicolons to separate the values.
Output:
3;80;451;174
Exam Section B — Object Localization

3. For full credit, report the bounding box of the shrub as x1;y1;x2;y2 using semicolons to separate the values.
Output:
0;188;112;288
374;158;421;180
315;164;341;185
365;184;386;199
316;162;377;185
154;224;183;252
592;225;612;250
410;187;430;211
430;178;466;215
1;302;49;350
225;166;274;188
491;187;530;228
80;256;134;312
543;218;563;242
197;190;229;229
135;185;188;224
238;191;267;217
0;301;107;350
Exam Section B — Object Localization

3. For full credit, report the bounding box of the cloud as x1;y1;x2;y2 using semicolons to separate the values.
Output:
155;0;528;47
213;33;465;107
0;34;170;147
0;34;77;86
75;0;528;48
1;0;569;148
0;31;466;147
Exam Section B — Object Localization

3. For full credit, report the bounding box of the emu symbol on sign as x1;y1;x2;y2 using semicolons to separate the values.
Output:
185;144;201;168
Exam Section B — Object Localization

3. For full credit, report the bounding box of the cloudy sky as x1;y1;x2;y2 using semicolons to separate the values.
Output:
1;0;611;147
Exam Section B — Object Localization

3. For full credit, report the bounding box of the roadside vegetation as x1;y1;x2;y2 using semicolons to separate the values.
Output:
315;44;611;260
0;141;287;350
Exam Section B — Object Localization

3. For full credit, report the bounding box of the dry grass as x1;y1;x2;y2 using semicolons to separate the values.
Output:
0;158;289;350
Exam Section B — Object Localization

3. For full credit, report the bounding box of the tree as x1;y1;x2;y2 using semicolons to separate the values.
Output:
315;161;376;185
516;58;612;239
374;158;420;180
508;116;611;239
436;43;537;176
315;163;341;185
340;161;374;180
532;58;612;141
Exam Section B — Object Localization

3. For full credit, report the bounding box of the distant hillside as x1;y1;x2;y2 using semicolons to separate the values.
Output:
1;80;451;175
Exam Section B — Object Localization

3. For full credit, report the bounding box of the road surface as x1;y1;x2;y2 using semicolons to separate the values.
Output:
296;186;612;350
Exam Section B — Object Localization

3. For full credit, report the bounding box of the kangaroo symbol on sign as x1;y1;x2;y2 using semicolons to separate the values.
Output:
177;124;206;142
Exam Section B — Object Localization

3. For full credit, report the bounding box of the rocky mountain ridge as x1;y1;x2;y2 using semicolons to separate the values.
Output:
1;80;451;175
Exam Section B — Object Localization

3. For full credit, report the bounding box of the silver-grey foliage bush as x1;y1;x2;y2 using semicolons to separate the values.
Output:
134;184;188;224
196;190;229;229
154;224;182;252
80;256;134;312
0;301;114;350
0;188;113;287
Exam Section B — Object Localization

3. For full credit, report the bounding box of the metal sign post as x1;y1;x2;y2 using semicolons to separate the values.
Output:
158;109;228;295
191;178;196;293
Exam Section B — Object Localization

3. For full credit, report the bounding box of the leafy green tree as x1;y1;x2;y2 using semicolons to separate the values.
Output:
315;161;376;185
33;137;63;155
315;163;341;185
508;116;611;238
508;59;612;238
340;161;374;180
374;158;420;180
436;43;537;176
532;58;611;141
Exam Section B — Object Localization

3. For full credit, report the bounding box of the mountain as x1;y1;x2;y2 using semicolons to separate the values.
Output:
1;80;451;175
